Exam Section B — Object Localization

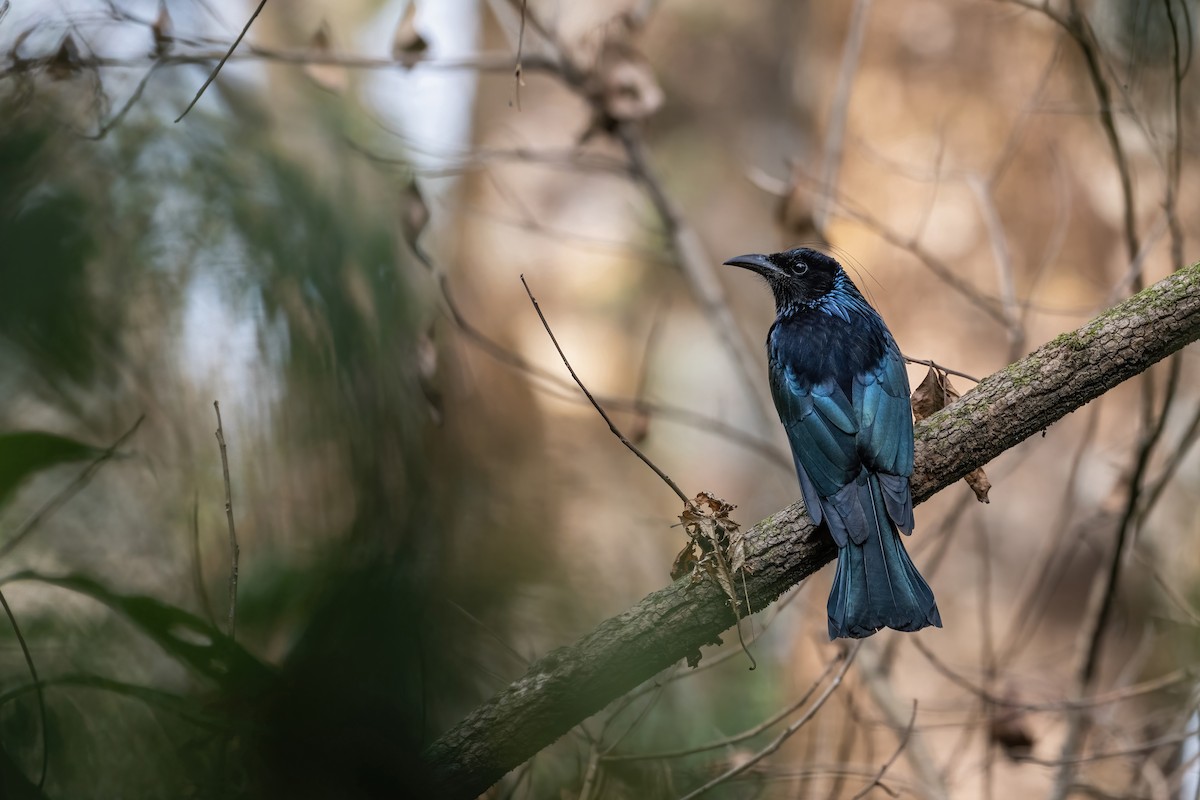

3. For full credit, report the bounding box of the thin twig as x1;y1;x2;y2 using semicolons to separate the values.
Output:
1052;356;1181;797
967;175;1025;359
857;642;949;800
577;745;601;800
911;637;1189;712
190;490;217;626
445;599;530;666
901;355;981;384
676;643;861;800
85;60;162;139
435;273;789;468
1164;0;1185;273
603;649;842;762
850;700;917;800
0;589;46;788
0;416;145;561
615;122;776;429
513;0;528;110
174;0;268;122
519;275;689;505
997;402;1101;665
213;401;239;640
815;0;873;232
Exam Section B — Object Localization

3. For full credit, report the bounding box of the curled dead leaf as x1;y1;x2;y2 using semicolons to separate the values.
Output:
912;364;992;502
965;467;991;503
911;365;956;421
588;42;663;123
47;34;82;81
990;708;1034;760
304;21;348;93
152;1;173;56
670;539;698;582
679;492;749;611
392;3;428;68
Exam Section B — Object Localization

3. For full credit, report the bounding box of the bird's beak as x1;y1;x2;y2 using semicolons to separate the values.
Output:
723;253;776;277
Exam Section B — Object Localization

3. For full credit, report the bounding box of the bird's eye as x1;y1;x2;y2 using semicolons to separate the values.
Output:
794;263;808;275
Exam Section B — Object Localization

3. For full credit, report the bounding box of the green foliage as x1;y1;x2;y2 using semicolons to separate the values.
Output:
0;80;442;797
0;432;104;510
0;116;115;387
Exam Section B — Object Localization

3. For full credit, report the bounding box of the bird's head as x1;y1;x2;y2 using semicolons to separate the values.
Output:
724;247;843;311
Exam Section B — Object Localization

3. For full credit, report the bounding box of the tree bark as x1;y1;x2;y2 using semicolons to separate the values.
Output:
423;262;1200;798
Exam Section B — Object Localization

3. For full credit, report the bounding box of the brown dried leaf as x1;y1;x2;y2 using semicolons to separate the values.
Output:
680;492;748;610
392;3;428;68
304;21;348;93
670;539;698;581
589;42;662;123
152;1;173;56
990;710;1034;760
912;365;991;501
965;467;991;503
910;366;947;421
47;34;82;81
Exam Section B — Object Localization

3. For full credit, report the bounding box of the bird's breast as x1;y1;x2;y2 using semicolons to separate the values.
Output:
768;310;890;398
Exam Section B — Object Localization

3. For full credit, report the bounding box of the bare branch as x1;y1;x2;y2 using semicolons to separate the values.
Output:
676;643;860;800
849;700;917;800
520;275;689;505
174;0;268;123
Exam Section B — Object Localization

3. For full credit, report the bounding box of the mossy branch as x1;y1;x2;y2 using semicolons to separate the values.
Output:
423;262;1200;798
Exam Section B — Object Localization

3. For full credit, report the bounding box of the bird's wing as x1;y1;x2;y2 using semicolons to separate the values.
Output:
769;361;861;542
853;342;915;533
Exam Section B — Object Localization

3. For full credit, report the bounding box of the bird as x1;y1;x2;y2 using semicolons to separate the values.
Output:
725;247;941;639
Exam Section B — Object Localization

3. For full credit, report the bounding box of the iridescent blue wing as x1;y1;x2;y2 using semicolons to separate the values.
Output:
853;341;915;533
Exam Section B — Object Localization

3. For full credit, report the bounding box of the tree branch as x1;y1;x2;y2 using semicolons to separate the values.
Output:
423;261;1200;798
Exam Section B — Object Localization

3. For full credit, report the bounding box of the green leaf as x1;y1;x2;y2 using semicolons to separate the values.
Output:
0;431;104;509
3;572;274;696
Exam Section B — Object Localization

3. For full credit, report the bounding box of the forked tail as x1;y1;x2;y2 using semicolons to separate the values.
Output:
826;475;942;640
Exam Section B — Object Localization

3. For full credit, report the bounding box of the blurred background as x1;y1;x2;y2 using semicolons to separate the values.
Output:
0;0;1199;797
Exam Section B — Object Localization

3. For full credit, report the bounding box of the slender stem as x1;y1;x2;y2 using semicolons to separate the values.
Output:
213;401;239;640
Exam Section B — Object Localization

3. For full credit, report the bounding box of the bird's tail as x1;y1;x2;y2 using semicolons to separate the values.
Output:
826;476;942;639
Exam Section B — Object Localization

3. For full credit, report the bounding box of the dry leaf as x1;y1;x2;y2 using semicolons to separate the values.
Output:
679;492;748;612
392;3;428;68
152;1;173;56
670;539;698;581
911;364;991;502
589;42;663;123
965;467;991;503
990;708;1034;760
910;365;948;421
303;21;348;93
47;34;82;81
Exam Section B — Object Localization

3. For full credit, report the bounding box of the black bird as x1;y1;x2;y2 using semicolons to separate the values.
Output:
725;247;941;639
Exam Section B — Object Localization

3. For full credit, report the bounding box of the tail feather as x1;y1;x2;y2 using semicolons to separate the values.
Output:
826;475;941;639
